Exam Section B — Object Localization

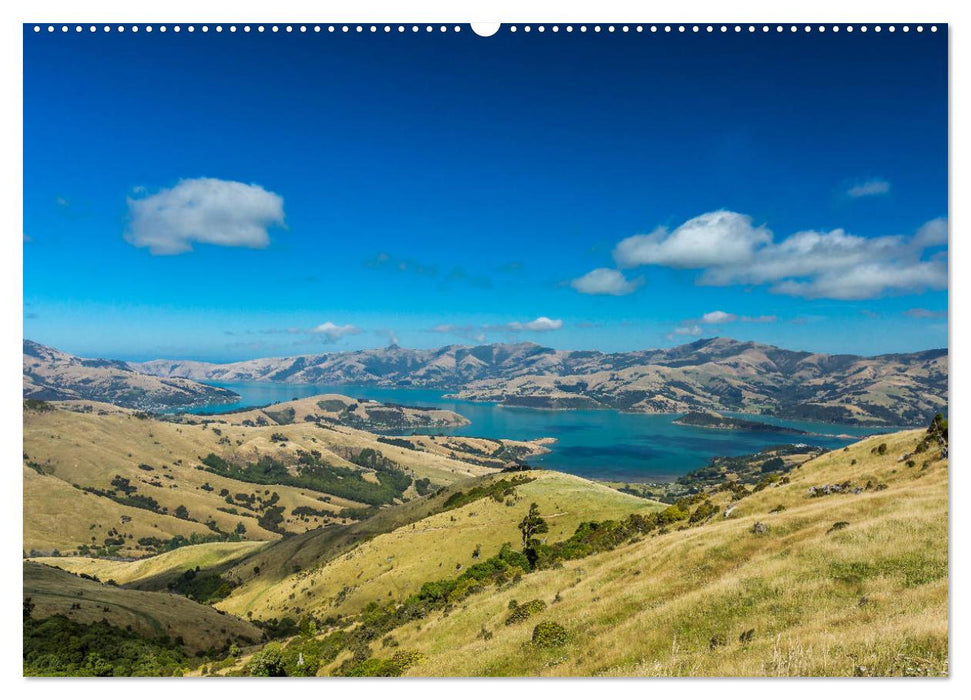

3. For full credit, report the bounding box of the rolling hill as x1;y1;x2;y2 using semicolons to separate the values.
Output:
23;339;238;411
22;397;545;558
24;561;263;655
133;337;947;426
29;421;948;676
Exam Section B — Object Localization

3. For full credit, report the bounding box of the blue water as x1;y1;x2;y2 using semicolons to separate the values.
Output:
185;382;889;482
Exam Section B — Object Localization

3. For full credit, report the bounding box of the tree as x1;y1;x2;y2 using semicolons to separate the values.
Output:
247;642;287;676
174;505;189;520
518;503;548;568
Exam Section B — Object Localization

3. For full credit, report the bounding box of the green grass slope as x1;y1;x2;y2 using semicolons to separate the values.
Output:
24;561;262;654
204;427;946;678
31;540;266;590
216;470;662;620
376;429;947;676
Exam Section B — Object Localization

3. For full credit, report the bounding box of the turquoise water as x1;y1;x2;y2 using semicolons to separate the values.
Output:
185;382;889;482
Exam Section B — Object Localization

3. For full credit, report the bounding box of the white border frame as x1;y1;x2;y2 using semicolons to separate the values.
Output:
2;2;963;698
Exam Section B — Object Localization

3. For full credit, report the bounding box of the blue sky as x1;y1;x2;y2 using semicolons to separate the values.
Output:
24;26;948;362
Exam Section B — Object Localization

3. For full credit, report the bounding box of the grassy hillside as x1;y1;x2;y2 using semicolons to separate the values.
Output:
216;470;662;620
196;426;946;677
23;398;540;557
24;562;262;655
376;429;948;676
31;540;266;589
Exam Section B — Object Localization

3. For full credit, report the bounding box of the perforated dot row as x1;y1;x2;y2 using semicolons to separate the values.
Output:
30;24;941;35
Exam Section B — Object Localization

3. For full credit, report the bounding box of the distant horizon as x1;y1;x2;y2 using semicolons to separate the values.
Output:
25;334;949;366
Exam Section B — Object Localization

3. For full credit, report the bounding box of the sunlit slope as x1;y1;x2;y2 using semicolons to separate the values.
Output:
23;401;523;556
217;470;663;620
367;429;946;676
24;562;262;654
31;540;266;589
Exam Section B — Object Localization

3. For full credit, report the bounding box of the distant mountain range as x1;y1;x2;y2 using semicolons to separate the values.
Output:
23;340;238;411
131;338;947;426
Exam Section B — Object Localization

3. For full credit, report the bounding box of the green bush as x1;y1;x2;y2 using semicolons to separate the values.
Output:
23;615;188;676
246;642;286;676
531;621;568;648
505;599;547;625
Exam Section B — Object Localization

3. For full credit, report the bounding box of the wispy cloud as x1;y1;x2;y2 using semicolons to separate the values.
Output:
570;268;643;296
365;252;438;277
611;210;947;300
487;316;563;332
237;321;363;343
667;324;703;340
904;308;947;319
700;310;776;324
428;316;564;342
310;322;362;342
847;178;891;198
428;324;487;343
125;177;285;255
366;254;493;289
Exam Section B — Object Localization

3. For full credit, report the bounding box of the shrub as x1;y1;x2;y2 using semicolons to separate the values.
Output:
531;621;568;648
505;599;547;625
827;521;850;535
246;643;287;676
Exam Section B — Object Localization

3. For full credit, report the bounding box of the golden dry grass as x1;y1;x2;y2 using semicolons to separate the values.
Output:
23;401;518;556
306;429;946;677
216;470;662;620
30;540;267;588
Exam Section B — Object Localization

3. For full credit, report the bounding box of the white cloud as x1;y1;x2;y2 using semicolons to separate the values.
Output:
740;315;777;323
614;210;771;269
668;324;703;339
501;316;564;332
311;322;362;342
701;310;737;324
847;178;891;198
125;177;285;254
611;211;947;300
570;268;643;296
913;217;948;248
429;318;562;340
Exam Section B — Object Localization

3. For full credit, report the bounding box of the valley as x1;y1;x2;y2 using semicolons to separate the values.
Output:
21;340;950;677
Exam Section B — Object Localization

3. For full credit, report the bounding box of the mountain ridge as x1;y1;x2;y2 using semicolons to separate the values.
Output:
23;340;239;411
129;337;947;426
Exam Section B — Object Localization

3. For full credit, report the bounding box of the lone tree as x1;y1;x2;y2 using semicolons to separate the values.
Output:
518;503;549;568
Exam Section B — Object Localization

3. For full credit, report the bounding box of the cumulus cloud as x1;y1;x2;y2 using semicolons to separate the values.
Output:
913;217;948;248
847;178;891;198
614;211;772;269
701;310;737;324
311;322;362;342
125;178;285;255
570;268;643;296
493;317;564;332
611;210;947;300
